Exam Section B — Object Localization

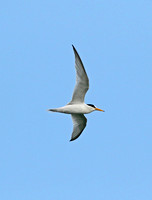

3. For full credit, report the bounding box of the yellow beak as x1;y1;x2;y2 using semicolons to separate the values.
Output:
95;108;105;112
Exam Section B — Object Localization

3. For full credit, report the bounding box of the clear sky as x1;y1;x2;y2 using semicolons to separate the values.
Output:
0;0;152;199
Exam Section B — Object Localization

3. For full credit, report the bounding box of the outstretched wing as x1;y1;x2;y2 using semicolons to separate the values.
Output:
70;114;87;141
70;45;89;104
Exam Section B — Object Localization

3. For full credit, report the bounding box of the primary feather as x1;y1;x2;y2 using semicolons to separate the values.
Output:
70;114;87;141
69;45;89;104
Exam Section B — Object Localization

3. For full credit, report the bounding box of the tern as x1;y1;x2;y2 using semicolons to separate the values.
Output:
48;45;104;141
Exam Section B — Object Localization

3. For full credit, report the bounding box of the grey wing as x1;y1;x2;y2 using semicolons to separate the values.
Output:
70;45;89;104
70;114;87;141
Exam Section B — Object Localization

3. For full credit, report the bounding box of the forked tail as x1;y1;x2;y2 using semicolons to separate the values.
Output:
48;108;58;112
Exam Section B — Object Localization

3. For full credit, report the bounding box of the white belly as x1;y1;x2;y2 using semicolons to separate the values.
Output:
55;104;94;114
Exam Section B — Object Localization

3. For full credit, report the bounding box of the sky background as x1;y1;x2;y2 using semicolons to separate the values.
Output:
0;0;152;199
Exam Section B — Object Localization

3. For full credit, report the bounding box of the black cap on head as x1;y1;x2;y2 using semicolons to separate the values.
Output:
87;104;96;108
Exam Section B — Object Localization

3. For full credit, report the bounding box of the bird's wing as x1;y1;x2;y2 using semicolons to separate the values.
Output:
70;114;87;141
69;45;89;104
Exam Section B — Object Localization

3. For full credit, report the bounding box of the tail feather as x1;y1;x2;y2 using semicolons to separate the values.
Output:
48;108;58;112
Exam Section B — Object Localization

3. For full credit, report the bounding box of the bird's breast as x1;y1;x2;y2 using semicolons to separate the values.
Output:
58;104;93;114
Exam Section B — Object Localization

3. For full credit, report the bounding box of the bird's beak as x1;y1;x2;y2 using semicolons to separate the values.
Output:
95;108;105;112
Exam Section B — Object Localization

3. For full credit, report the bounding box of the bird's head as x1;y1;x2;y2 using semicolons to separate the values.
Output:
87;104;105;112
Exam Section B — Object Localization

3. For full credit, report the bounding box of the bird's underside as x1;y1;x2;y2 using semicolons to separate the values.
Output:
68;45;90;141
49;46;90;141
48;45;104;141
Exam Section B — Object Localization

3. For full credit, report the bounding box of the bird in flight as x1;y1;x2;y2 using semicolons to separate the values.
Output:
48;45;104;141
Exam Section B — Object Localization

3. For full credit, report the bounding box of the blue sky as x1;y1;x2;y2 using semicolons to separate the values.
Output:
0;0;152;199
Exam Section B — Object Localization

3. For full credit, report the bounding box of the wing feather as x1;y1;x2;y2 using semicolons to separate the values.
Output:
69;45;89;104
70;114;87;141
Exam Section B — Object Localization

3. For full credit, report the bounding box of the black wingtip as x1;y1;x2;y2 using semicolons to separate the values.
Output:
72;44;76;51
70;136;78;142
72;45;80;59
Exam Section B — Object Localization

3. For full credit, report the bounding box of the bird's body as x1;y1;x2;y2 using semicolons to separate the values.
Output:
49;103;95;114
48;45;104;141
